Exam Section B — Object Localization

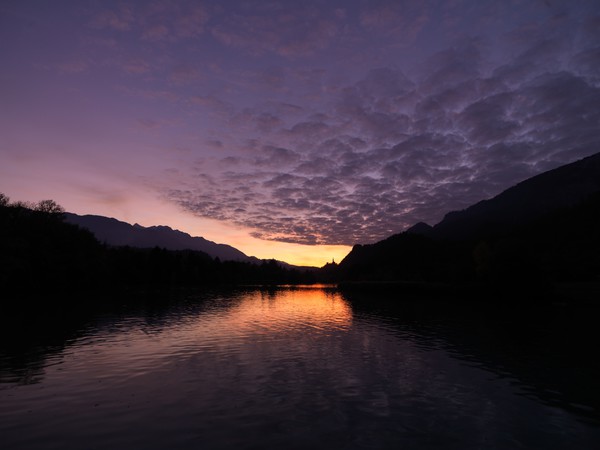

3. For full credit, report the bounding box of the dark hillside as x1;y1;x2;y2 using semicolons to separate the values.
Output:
336;152;600;288
0;199;316;304
432;152;600;240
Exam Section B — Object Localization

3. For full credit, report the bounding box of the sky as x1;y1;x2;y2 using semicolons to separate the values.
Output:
1;0;599;266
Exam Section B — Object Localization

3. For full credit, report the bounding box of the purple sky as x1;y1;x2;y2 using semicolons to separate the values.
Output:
1;0;599;264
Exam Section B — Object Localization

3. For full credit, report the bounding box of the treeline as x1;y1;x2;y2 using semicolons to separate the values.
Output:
0;194;316;299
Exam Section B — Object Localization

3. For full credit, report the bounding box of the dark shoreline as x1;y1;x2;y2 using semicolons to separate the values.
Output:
2;281;599;318
337;280;600;305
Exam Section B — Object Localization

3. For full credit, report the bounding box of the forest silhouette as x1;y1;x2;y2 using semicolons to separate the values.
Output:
0;194;316;306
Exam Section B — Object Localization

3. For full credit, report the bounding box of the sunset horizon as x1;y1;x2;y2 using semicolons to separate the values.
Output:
2;0;599;266
1;1;599;444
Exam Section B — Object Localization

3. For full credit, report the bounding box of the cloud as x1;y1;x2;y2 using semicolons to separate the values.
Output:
359;0;430;44
571;47;600;81
91;5;134;31
136;118;179;131
255;146;300;167
16;0;600;252
123;59;152;74
457;93;519;145
90;1;209;42
418;41;484;95
137;119;161;129
168;65;202;85
175;5;209;38
189;95;234;118
142;24;169;41
161;4;600;246
117;86;180;103
170;59;600;245
56;60;89;74
210;3;341;57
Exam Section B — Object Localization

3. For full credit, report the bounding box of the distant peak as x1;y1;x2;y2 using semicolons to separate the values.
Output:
65;211;253;262
150;225;174;232
405;222;433;236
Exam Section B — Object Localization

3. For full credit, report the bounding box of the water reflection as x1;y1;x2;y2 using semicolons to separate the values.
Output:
200;286;352;336
1;287;599;449
344;289;600;425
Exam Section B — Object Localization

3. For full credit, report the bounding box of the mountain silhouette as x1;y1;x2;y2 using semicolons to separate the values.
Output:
405;222;434;237
1;202;319;297
431;152;600;240
65;213;252;262
338;152;600;284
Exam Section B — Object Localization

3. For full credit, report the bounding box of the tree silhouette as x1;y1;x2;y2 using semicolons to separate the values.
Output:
35;199;65;216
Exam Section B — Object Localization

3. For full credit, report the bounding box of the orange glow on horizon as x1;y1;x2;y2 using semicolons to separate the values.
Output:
0;177;351;267
81;198;352;267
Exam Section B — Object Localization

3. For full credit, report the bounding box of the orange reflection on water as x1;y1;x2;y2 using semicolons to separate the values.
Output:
63;288;354;374
207;286;353;338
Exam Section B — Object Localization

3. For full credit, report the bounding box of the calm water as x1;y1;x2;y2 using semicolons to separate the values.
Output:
1;286;599;449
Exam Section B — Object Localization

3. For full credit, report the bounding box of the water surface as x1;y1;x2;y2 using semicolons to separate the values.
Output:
1;286;599;449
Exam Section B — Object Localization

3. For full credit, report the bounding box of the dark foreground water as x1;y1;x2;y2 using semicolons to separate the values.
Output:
1;286;599;449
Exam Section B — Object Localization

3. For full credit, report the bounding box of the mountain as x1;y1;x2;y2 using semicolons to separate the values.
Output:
338;152;600;284
431;152;600;240
1;203;320;297
65;213;251;262
405;222;434;237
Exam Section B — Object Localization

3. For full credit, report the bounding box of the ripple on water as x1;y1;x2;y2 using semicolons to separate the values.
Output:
1;287;599;449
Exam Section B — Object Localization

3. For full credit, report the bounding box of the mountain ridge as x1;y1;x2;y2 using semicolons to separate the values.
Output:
431;152;600;240
65;213;253;262
338;151;600;283
64;213;318;270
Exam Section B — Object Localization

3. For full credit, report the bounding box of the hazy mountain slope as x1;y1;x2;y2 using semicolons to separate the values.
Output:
65;213;250;262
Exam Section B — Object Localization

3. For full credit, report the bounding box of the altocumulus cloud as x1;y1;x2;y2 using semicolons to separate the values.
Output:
5;0;599;249
165;4;600;246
